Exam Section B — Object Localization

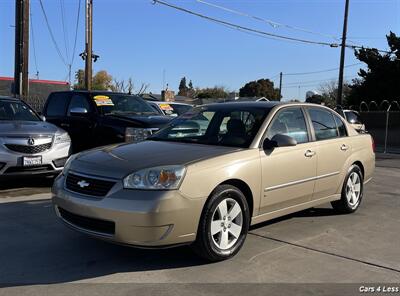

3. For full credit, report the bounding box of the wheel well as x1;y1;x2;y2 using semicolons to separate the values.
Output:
220;179;254;217
353;161;365;177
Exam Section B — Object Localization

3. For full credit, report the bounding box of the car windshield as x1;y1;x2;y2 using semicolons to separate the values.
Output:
157;103;192;117
96;94;158;115
0;100;40;121
148;105;271;148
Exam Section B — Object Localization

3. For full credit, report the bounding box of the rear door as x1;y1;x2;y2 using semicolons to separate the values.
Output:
306;107;352;200
65;93;97;152
259;107;318;214
43;92;70;128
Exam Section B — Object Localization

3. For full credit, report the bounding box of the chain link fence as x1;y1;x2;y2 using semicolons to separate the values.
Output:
354;101;400;153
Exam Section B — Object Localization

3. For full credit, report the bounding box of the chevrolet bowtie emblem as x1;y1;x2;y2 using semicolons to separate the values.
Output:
77;180;90;188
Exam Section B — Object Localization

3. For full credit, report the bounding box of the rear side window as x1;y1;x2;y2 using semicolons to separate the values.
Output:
266;107;309;144
45;93;69;116
308;108;338;140
333;114;347;137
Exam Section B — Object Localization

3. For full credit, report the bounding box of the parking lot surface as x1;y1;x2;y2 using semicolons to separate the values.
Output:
0;154;399;293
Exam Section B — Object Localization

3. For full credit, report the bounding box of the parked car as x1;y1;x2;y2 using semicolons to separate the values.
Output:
343;110;365;131
52;102;375;261
43;91;172;152
0;96;71;178
147;101;193;117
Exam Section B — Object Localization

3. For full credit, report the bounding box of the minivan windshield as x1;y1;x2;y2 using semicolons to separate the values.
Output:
0;100;40;121
149;106;271;148
96;94;158;115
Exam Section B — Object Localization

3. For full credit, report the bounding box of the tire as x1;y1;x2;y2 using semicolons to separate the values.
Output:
192;184;250;261
331;164;364;214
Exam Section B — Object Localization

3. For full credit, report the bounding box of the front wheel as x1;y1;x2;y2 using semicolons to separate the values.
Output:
331;164;364;213
192;185;250;261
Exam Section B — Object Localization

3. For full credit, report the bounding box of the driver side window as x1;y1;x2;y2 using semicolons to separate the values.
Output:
266;107;309;144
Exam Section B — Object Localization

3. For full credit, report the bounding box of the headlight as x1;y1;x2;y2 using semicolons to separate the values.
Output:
62;153;79;175
54;133;71;144
123;165;186;190
125;127;158;143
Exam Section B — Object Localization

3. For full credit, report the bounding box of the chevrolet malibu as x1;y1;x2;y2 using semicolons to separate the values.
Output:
52;102;375;261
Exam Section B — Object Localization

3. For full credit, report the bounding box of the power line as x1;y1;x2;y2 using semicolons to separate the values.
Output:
60;0;70;61
38;0;68;66
152;0;391;54
283;63;363;76
29;7;39;79
284;75;356;86
196;0;341;42
71;0;82;66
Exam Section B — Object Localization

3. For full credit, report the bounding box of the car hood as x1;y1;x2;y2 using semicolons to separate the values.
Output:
0;120;61;136
70;141;242;179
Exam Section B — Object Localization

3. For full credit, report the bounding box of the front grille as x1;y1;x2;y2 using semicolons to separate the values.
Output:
65;173;116;197
4;165;54;174
5;142;52;154
58;207;115;235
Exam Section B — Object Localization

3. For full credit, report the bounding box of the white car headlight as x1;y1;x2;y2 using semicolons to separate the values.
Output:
123;165;186;190
54;133;71;144
62;153;79;175
125;127;158;143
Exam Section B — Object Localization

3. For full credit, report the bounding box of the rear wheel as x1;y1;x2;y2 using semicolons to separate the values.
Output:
331;165;363;213
192;185;250;261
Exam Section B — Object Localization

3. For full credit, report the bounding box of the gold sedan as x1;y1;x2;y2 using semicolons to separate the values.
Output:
52;102;375;261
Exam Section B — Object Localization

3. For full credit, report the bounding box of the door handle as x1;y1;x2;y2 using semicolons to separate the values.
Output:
60;123;70;128
305;150;316;157
340;144;349;151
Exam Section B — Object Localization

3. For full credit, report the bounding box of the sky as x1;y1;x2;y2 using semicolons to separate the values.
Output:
0;0;399;100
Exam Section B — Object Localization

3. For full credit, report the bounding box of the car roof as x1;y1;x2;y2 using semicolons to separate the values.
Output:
50;90;140;96
202;101;283;110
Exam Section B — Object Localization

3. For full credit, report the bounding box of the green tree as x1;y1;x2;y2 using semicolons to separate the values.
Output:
196;86;229;99
348;32;400;106
239;79;281;100
178;77;188;96
73;69;113;90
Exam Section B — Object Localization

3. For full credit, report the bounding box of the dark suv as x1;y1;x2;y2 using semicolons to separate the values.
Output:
43;91;172;152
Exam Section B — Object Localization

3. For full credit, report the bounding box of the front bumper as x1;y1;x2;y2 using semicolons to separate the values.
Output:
52;173;205;247
0;142;70;177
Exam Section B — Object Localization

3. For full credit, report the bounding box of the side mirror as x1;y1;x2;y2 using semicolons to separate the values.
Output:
70;107;88;117
263;134;297;150
40;115;46;122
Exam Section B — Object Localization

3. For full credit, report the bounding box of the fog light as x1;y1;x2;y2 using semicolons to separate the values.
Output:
53;157;68;168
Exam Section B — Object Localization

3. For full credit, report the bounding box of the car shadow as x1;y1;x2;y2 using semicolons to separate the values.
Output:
0;176;54;192
0;199;343;287
249;207;344;231
0;198;207;287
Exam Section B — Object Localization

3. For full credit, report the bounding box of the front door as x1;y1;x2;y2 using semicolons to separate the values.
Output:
259;107;317;214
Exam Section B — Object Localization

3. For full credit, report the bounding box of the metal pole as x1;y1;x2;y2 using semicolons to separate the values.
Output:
14;0;29;98
337;0;350;106
84;0;93;90
278;72;283;100
384;105;391;153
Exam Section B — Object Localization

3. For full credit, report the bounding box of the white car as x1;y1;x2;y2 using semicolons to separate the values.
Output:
0;96;71;178
343;110;365;131
147;101;192;117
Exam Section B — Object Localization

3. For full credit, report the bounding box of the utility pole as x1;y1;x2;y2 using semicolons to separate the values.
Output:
14;0;30;98
278;72;283;100
84;0;93;90
337;0;350;107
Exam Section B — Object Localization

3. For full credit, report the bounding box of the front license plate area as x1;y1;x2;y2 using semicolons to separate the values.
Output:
23;156;42;166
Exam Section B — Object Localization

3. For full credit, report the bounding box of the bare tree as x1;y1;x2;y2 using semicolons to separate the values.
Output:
111;78;149;95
